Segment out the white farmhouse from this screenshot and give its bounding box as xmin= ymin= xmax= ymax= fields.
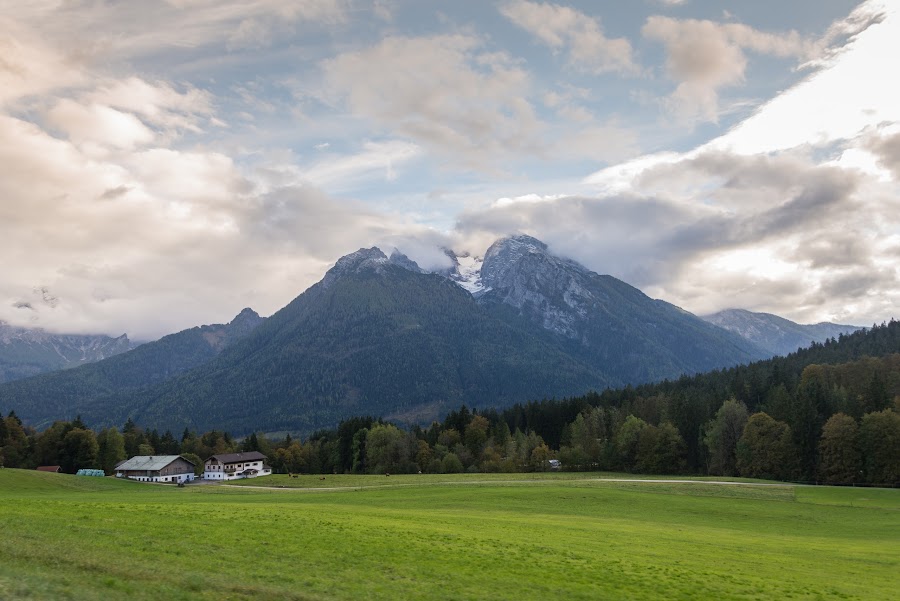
xmin=202 ymin=451 xmax=271 ymax=481
xmin=114 ymin=455 xmax=196 ymax=483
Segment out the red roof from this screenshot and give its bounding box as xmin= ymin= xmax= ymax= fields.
xmin=36 ymin=466 xmax=61 ymax=472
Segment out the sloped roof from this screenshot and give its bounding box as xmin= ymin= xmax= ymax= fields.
xmin=115 ymin=455 xmax=194 ymax=471
xmin=206 ymin=451 xmax=266 ymax=464
xmin=36 ymin=465 xmax=61 ymax=472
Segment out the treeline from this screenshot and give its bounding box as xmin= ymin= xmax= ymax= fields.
xmin=0 ymin=416 xmax=249 ymax=475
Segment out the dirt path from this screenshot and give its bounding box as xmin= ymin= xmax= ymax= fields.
xmin=219 ymin=477 xmax=799 ymax=493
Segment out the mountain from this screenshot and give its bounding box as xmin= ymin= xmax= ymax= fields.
xmin=2 ymin=236 xmax=770 ymax=435
xmin=0 ymin=322 xmax=134 ymax=384
xmin=702 ymin=308 xmax=863 ymax=357
xmin=0 ymin=308 xmax=264 ymax=428
xmin=78 ymin=248 xmax=608 ymax=433
xmin=465 ymin=235 xmax=768 ymax=383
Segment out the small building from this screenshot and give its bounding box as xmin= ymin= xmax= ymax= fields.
xmin=203 ymin=451 xmax=271 ymax=481
xmin=114 ymin=455 xmax=196 ymax=483
xmin=36 ymin=465 xmax=61 ymax=473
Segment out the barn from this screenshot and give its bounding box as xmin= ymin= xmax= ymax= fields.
xmin=114 ymin=455 xmax=196 ymax=483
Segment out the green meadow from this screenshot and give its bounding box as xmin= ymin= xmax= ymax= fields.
xmin=0 ymin=470 xmax=897 ymax=601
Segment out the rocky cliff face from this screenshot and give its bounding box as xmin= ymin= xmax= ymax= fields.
xmin=0 ymin=322 xmax=135 ymax=383
xmin=478 ymin=235 xmax=599 ymax=339
xmin=442 ymin=234 xmax=767 ymax=383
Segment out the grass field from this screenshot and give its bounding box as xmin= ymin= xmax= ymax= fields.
xmin=0 ymin=470 xmax=897 ymax=600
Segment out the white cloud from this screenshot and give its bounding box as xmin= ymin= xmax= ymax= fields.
xmin=46 ymin=100 xmax=155 ymax=150
xmin=643 ymin=16 xmax=816 ymax=122
xmin=322 ymin=33 xmax=638 ymax=169
xmin=0 ymin=16 xmax=86 ymax=108
xmin=322 ymin=34 xmax=540 ymax=168
xmin=708 ymin=2 xmax=898 ymax=154
xmin=460 ymin=148 xmax=898 ymax=325
xmin=0 ymin=110 xmax=433 ymax=339
xmin=291 ymin=140 xmax=422 ymax=189
xmin=89 ymin=78 xmax=214 ymax=133
xmin=4 ymin=0 xmax=348 ymax=60
xmin=500 ymin=1 xmax=638 ymax=74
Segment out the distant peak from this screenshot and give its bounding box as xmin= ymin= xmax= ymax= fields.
xmin=230 ymin=307 xmax=261 ymax=325
xmin=487 ymin=234 xmax=547 ymax=256
xmin=481 ymin=234 xmax=554 ymax=288
xmin=335 ymin=247 xmax=388 ymax=269
xmin=388 ymin=250 xmax=424 ymax=273
xmin=322 ymin=246 xmax=403 ymax=288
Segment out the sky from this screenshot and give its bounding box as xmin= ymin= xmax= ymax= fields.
xmin=2 ymin=0 xmax=899 ymax=340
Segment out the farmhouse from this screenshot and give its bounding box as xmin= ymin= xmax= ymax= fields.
xmin=114 ymin=455 xmax=196 ymax=483
xmin=36 ymin=465 xmax=61 ymax=473
xmin=203 ymin=451 xmax=271 ymax=480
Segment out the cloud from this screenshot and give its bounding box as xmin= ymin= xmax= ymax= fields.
xmin=642 ymin=16 xmax=816 ymax=122
xmin=867 ymin=130 xmax=900 ymax=181
xmin=500 ymin=1 xmax=638 ymax=74
xmin=46 ymin=100 xmax=156 ymax=150
xmin=88 ymin=78 xmax=214 ymax=133
xmin=322 ymin=34 xmax=637 ymax=169
xmin=0 ymin=109 xmax=435 ymax=340
xmin=0 ymin=16 xmax=87 ymax=108
xmin=457 ymin=147 xmax=895 ymax=325
xmin=322 ymin=34 xmax=541 ymax=168
xmin=6 ymin=0 xmax=348 ymax=61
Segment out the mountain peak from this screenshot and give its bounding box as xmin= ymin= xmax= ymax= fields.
xmin=481 ymin=234 xmax=554 ymax=290
xmin=388 ymin=249 xmax=424 ymax=273
xmin=322 ymin=247 xmax=388 ymax=287
xmin=229 ymin=307 xmax=263 ymax=330
xmin=486 ymin=234 xmax=547 ymax=257
xmin=322 ymin=246 xmax=429 ymax=288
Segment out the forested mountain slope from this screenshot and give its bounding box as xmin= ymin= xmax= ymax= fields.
xmin=0 ymin=308 xmax=264 ymax=428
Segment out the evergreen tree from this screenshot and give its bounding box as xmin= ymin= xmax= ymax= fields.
xmin=735 ymin=413 xmax=794 ymax=480
xmin=97 ymin=427 xmax=127 ymax=474
xmin=817 ymin=413 xmax=861 ymax=484
xmin=859 ymin=410 xmax=900 ymax=486
xmin=703 ymin=399 xmax=748 ymax=476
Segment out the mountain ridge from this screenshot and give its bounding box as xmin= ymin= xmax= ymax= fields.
xmin=0 ymin=321 xmax=136 ymax=384
xmin=702 ymin=308 xmax=863 ymax=357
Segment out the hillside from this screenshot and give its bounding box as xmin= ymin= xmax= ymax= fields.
xmin=703 ymin=308 xmax=863 ymax=357
xmin=0 ymin=308 xmax=264 ymax=429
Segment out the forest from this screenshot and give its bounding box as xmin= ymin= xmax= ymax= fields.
xmin=2 ymin=321 xmax=899 ymax=486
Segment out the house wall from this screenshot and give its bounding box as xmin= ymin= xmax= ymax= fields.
xmin=115 ymin=470 xmax=195 ymax=483
xmin=202 ymin=459 xmax=271 ymax=480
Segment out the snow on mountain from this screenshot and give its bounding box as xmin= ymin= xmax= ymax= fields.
xmin=434 ymin=249 xmax=488 ymax=296
xmin=0 ymin=321 xmax=135 ymax=383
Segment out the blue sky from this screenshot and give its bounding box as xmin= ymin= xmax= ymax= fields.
xmin=1 ymin=0 xmax=898 ymax=339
